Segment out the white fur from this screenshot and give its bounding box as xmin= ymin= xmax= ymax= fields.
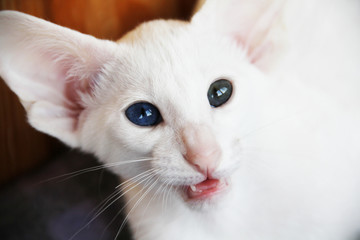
xmin=0 ymin=0 xmax=360 ymax=239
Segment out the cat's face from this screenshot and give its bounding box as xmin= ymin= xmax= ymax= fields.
xmin=78 ymin=20 xmax=269 ymax=207
xmin=0 ymin=4 xmax=280 ymax=209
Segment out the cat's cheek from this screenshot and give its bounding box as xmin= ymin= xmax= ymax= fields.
xmin=108 ymin=110 xmax=162 ymax=152
xmin=110 ymin=126 xmax=160 ymax=154
xmin=78 ymin=109 xmax=155 ymax=163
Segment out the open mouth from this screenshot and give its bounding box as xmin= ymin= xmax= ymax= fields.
xmin=186 ymin=178 xmax=228 ymax=200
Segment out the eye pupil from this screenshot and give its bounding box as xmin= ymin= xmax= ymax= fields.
xmin=208 ymin=79 xmax=233 ymax=107
xmin=138 ymin=107 xmax=152 ymax=119
xmin=126 ymin=102 xmax=162 ymax=126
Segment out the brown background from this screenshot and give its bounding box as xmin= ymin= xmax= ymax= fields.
xmin=0 ymin=0 xmax=195 ymax=185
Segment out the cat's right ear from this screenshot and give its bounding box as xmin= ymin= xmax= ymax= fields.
xmin=0 ymin=11 xmax=117 ymax=147
xmin=191 ymin=0 xmax=286 ymax=71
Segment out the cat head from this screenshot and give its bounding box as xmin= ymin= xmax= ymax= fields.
xmin=0 ymin=0 xmax=285 ymax=208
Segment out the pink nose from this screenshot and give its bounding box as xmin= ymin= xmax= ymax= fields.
xmin=181 ymin=124 xmax=222 ymax=177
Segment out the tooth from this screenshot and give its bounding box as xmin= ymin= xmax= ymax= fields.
xmin=190 ymin=185 xmax=197 ymax=192
xmin=219 ymin=178 xmax=225 ymax=185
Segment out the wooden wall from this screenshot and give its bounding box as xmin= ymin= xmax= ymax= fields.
xmin=0 ymin=0 xmax=195 ymax=185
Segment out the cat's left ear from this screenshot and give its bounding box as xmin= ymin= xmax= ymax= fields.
xmin=0 ymin=11 xmax=117 ymax=147
xmin=192 ymin=0 xmax=286 ymax=71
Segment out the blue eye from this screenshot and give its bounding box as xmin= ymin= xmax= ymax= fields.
xmin=125 ymin=102 xmax=162 ymax=127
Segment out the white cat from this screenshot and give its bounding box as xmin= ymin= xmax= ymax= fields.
xmin=1 ymin=0 xmax=360 ymax=239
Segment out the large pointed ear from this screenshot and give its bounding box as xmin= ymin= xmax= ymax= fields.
xmin=191 ymin=0 xmax=286 ymax=71
xmin=0 ymin=11 xmax=117 ymax=147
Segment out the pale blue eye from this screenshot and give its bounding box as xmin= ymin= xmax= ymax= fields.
xmin=125 ymin=102 xmax=162 ymax=126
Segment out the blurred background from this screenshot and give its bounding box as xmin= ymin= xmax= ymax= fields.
xmin=0 ymin=0 xmax=196 ymax=185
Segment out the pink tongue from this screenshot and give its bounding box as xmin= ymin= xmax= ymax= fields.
xmin=187 ymin=179 xmax=220 ymax=200
xmin=195 ymin=179 xmax=219 ymax=190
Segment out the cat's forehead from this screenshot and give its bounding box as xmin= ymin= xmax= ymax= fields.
xmin=106 ymin=20 xmax=245 ymax=117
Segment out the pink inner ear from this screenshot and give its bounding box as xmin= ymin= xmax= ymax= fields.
xmin=64 ymin=74 xmax=90 ymax=110
xmin=193 ymin=0 xmax=285 ymax=70
xmin=63 ymin=78 xmax=84 ymax=131
xmin=248 ymin=40 xmax=274 ymax=64
xmin=61 ymin=66 xmax=101 ymax=131
xmin=0 ymin=11 xmax=116 ymax=147
xmin=39 ymin=44 xmax=104 ymax=113
xmin=18 ymin=51 xmax=98 ymax=133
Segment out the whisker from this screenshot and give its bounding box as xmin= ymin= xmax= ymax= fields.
xmin=101 ymin=172 xmax=160 ymax=240
xmin=160 ymin=179 xmax=173 ymax=214
xmin=94 ymin=170 xmax=156 ymax=219
xmin=86 ymin=169 xmax=154 ymax=222
xmin=161 ymin=179 xmax=176 ymax=213
xmin=68 ymin=169 xmax=158 ymax=240
xmin=39 ymin=158 xmax=154 ymax=184
xmin=140 ymin=179 xmax=168 ymax=220
xmin=92 ymin=170 xmax=158 ymax=222
xmin=164 ymin=181 xmax=173 ymax=211
xmin=99 ymin=170 xmax=162 ymax=239
xmin=114 ymin=175 xmax=161 ymax=240
xmin=114 ymin=169 xmax=153 ymax=190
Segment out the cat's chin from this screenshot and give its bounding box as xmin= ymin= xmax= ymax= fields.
xmin=182 ymin=178 xmax=230 ymax=210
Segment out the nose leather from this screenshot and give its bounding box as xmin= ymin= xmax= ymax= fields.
xmin=181 ymin=124 xmax=222 ymax=177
